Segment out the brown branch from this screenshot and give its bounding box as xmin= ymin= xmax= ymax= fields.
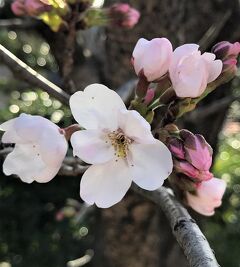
xmin=0 ymin=44 xmax=70 ymax=105
xmin=60 ymin=158 xmax=220 ymax=267
xmin=0 ymin=146 xmax=220 ymax=266
xmin=132 ymin=185 xmax=220 ymax=267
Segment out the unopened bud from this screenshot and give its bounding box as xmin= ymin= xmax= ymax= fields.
xmin=180 ymin=130 xmax=213 ymax=171
xmin=212 ymin=41 xmax=240 ymax=61
xmin=108 ymin=3 xmax=140 ymax=29
xmin=168 ymin=138 xmax=185 ymax=159
xmin=11 ymin=0 xmax=26 ymax=16
xmin=144 ymin=88 xmax=155 ymax=105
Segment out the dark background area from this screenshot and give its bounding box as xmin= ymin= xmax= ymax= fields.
xmin=0 ymin=0 xmax=240 ymax=266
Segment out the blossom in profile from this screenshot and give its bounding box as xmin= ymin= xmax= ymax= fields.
xmin=70 ymin=84 xmax=173 ymax=208
xmin=186 ymin=178 xmax=226 ymax=216
xmin=169 ymin=44 xmax=222 ymax=98
xmin=132 ymin=38 xmax=173 ymax=82
xmin=0 ymin=113 xmax=68 ymax=183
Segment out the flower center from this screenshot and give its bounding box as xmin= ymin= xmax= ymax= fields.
xmin=108 ymin=129 xmax=132 ymax=158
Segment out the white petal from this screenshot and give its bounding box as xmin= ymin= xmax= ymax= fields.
xmin=202 ymin=53 xmax=223 ymax=83
xmin=35 ymin=166 xmax=61 ymax=183
xmin=3 ymin=144 xmax=60 ymax=183
xmin=14 ymin=113 xmax=58 ymax=143
xmin=130 ymin=141 xmax=173 ymax=190
xmin=118 ymin=110 xmax=155 ymax=144
xmin=0 ymin=118 xmax=23 ymax=143
xmin=71 ymin=130 xmax=114 ymax=164
xmin=39 ymin=127 xmax=68 ymax=167
xmin=172 ymin=44 xmax=199 ymax=66
xmin=132 ymin=38 xmax=149 ymax=59
xmin=3 ymin=144 xmax=46 ymax=183
xmin=70 ymin=84 xmax=126 ymax=130
xmin=80 ymin=159 xmax=132 ymax=208
xmin=0 ymin=118 xmax=16 ymax=131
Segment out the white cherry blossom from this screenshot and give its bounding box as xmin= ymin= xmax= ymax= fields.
xmin=0 ymin=113 xmax=68 ymax=183
xmin=70 ymin=83 xmax=173 ymax=208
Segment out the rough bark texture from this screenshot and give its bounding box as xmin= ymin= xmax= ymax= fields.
xmin=93 ymin=1 xmax=240 ymax=267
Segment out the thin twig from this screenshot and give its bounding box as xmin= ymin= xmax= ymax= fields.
xmin=67 ymin=250 xmax=94 ymax=267
xmin=0 ymin=44 xmax=70 ymax=105
xmin=184 ymin=95 xmax=239 ymax=122
xmin=198 ymin=10 xmax=232 ymax=51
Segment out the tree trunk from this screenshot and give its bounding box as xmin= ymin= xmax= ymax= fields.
xmin=93 ymin=1 xmax=240 ymax=266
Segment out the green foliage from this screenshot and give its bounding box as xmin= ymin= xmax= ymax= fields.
xmin=204 ymin=130 xmax=240 ymax=267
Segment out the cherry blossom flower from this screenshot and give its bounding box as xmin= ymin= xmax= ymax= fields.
xmin=0 ymin=113 xmax=68 ymax=183
xmin=186 ymin=178 xmax=226 ymax=216
xmin=70 ymin=84 xmax=173 ymax=208
xmin=132 ymin=38 xmax=173 ymax=82
xmin=169 ymin=44 xmax=222 ymax=98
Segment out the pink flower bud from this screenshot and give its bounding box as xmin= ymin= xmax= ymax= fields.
xmin=25 ymin=0 xmax=52 ymax=16
xmin=212 ymin=41 xmax=240 ymax=61
xmin=132 ymin=38 xmax=173 ymax=82
xmin=186 ymin=178 xmax=226 ymax=216
xmin=143 ymin=88 xmax=155 ymax=105
xmin=180 ymin=130 xmax=213 ymax=171
xmin=223 ymin=58 xmax=238 ymax=74
xmin=174 ymin=160 xmax=200 ymax=179
xmin=11 ymin=0 xmax=26 ymax=16
xmin=169 ymin=44 xmax=222 ymax=98
xmin=168 ymin=138 xmax=185 ymax=159
xmin=109 ymin=3 xmax=140 ymax=29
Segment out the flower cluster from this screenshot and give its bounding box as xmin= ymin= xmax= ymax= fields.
xmin=166 ymin=128 xmax=226 ymax=215
xmin=132 ymin=38 xmax=223 ymax=98
xmin=0 ymin=84 xmax=173 ymax=208
xmin=1 ymin=36 xmax=239 ymax=215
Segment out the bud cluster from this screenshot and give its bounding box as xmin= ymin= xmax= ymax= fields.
xmin=168 ymin=129 xmax=213 ymax=183
xmin=11 ymin=0 xmax=140 ymax=32
xmin=131 ymin=38 xmax=240 ymax=123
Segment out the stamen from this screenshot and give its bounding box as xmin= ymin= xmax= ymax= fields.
xmin=108 ymin=129 xmax=132 ymax=159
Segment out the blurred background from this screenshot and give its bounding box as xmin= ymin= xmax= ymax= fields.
xmin=0 ymin=0 xmax=239 ymax=266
